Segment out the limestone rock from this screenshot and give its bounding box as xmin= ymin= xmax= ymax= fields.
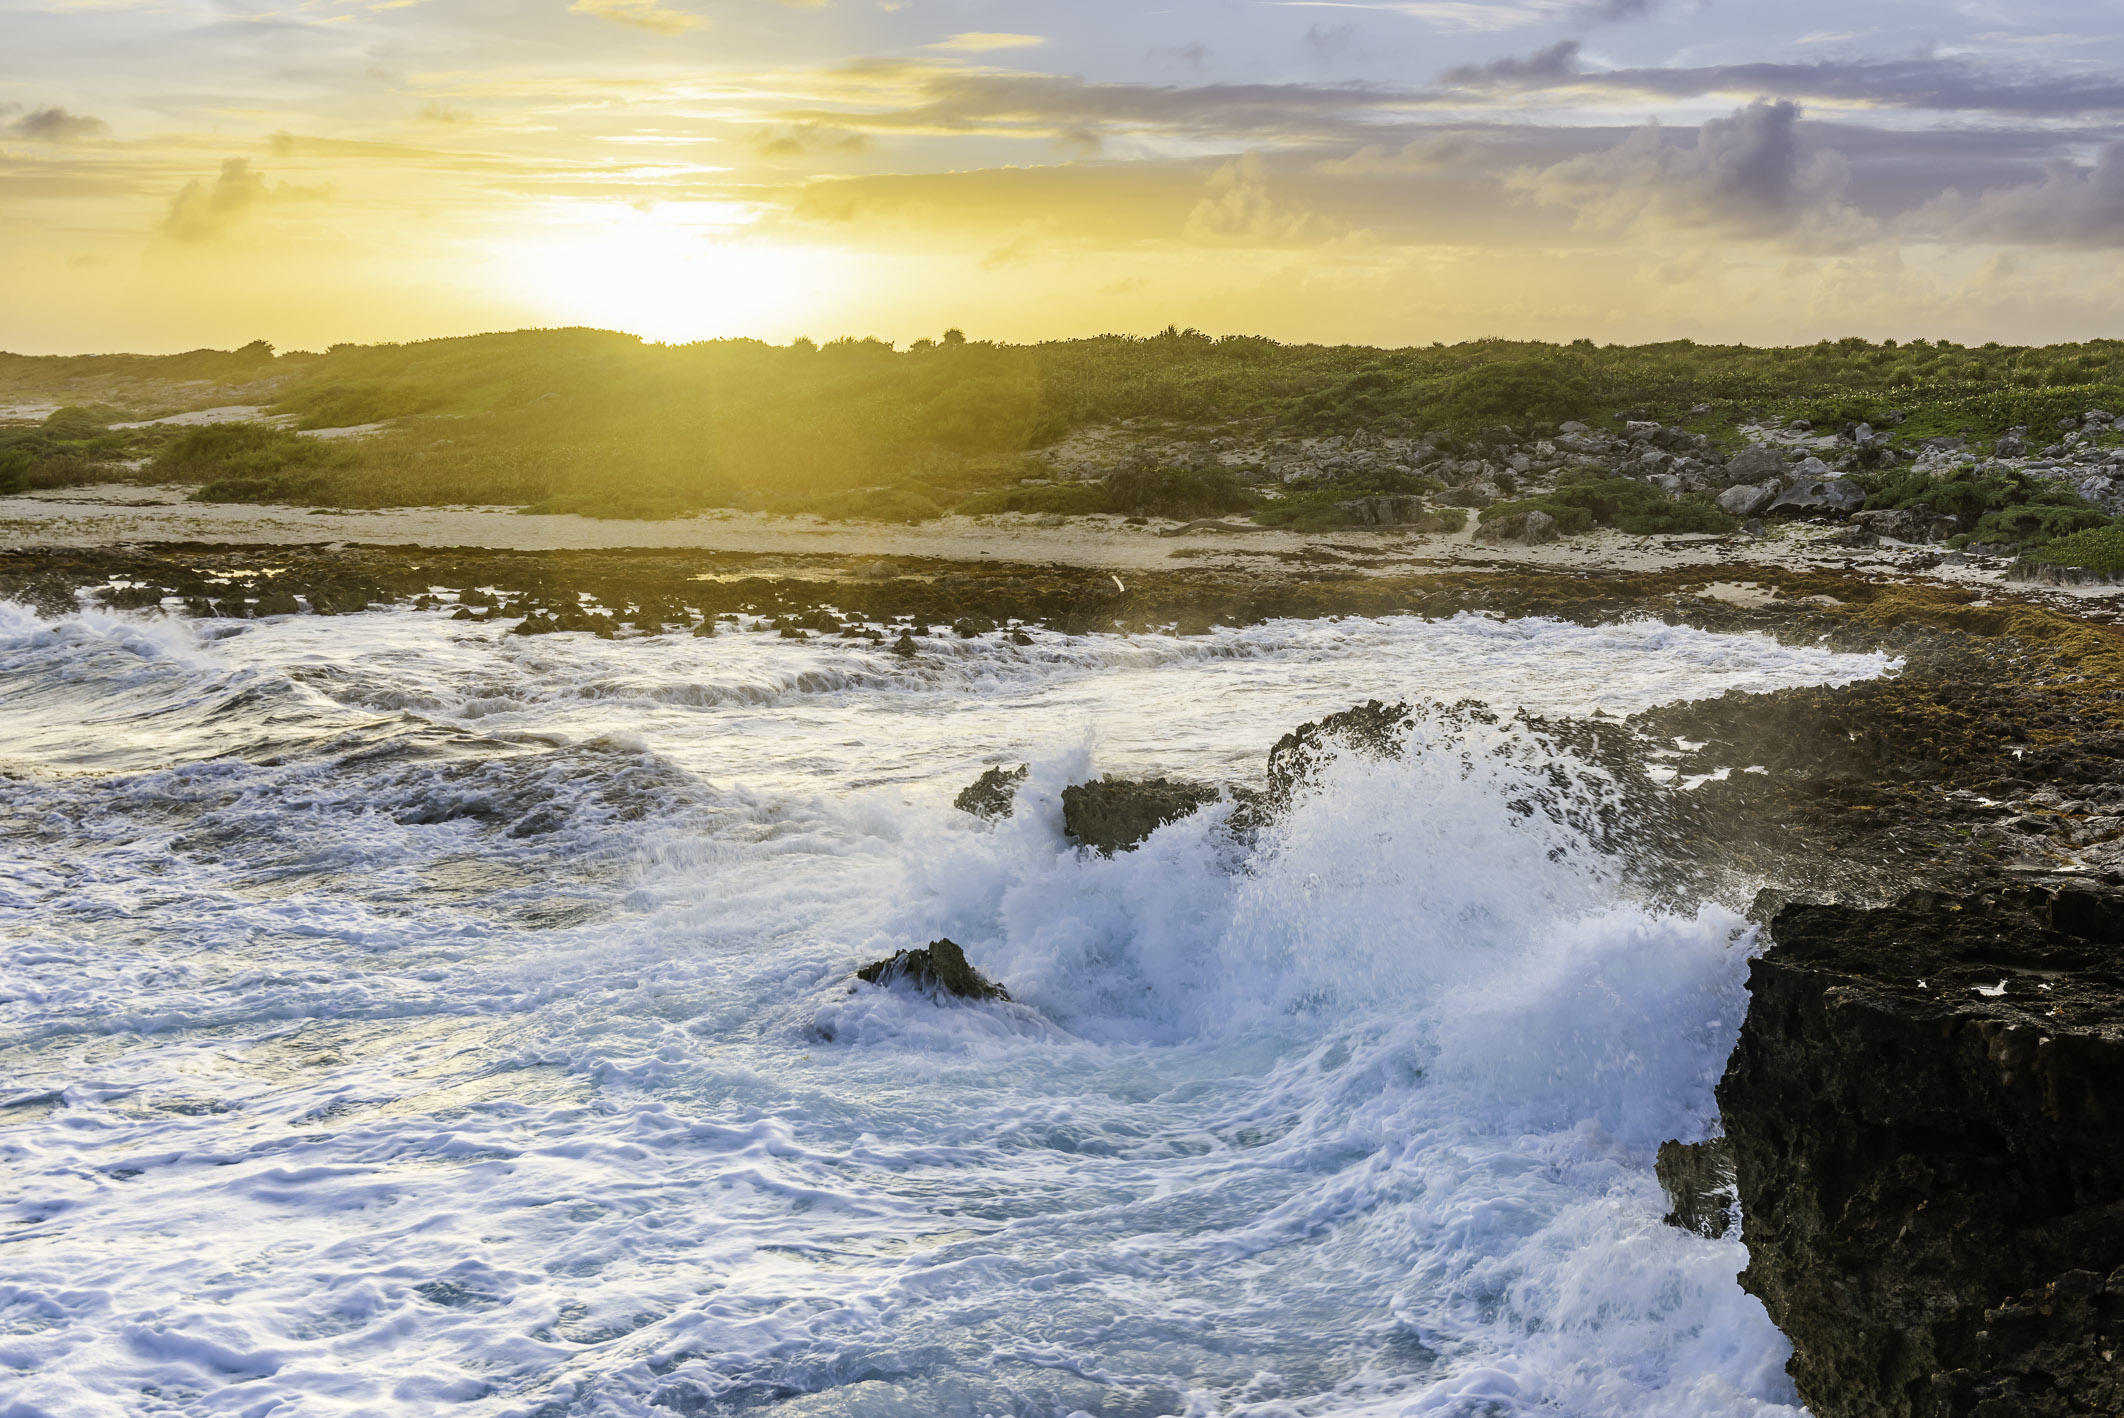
xmin=954 ymin=765 xmax=1028 ymax=819
xmin=1061 ymin=776 xmax=1218 ymax=854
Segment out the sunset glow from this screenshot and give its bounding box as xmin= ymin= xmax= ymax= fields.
xmin=5 ymin=1 xmax=2124 ymax=351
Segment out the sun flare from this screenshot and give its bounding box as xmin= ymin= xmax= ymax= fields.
xmin=495 ymin=202 xmax=849 ymax=343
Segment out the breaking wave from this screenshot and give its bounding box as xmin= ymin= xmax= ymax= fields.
xmin=0 ymin=601 xmax=1885 ymax=1416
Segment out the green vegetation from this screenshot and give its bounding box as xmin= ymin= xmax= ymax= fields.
xmin=5 ymin=328 xmax=2124 ymax=545
xmin=1478 ymin=477 xmax=1739 ymax=537
xmin=1857 ymin=465 xmax=2110 ymax=552
xmin=151 ymin=423 xmax=351 ymax=502
xmin=959 ymin=464 xmax=1257 ymax=520
xmin=0 ymin=407 xmax=141 ymax=494
xmin=2033 ymin=525 xmax=2124 ymax=576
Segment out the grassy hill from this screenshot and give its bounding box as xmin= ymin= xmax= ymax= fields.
xmin=6 ymin=326 xmax=2124 ymax=538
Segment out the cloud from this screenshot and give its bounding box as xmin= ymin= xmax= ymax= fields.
xmin=1154 ymin=43 xmax=1214 ymax=70
xmin=1317 ymin=130 xmax=1485 ymax=175
xmin=1273 ymin=0 xmax=1664 ymax=32
xmin=1918 ymin=142 xmax=2124 ymax=246
xmin=771 ymin=64 xmax=1449 ymax=146
xmin=7 ymin=107 xmax=110 ymax=142
xmin=1186 ymin=150 xmax=1325 ymax=243
xmin=567 ymin=0 xmax=701 ymax=34
xmin=1510 ymin=100 xmax=1870 ymax=247
xmin=749 ymin=122 xmax=873 ymax=158
xmin=1304 ymin=23 xmax=1360 ymax=62
xmin=928 ymin=32 xmax=1046 ymax=52
xmin=1440 ymin=39 xmax=1580 ymax=86
xmin=161 ymin=158 xmax=324 ymax=243
xmin=1455 ymin=51 xmax=2124 ymax=116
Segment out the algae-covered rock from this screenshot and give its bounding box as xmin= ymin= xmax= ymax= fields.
xmin=1061 ymin=777 xmax=1218 ymax=854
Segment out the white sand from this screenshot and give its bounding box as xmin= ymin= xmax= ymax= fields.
xmin=3 ymin=482 xmax=2118 ymax=604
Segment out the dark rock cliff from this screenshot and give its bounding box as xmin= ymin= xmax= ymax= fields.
xmin=1717 ymin=881 xmax=2124 ymax=1418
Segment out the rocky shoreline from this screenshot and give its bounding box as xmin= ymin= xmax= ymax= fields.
xmin=1723 ymin=884 xmax=2124 ymax=1418
xmin=7 ymin=537 xmax=2124 ymax=1412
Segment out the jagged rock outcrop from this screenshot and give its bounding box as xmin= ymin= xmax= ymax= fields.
xmin=1264 ymin=699 xmax=1414 ymax=802
xmin=1656 ymin=1137 xmax=1737 ymax=1239
xmin=1717 ymin=881 xmax=2124 ymax=1418
xmin=954 ymin=764 xmax=1027 ymax=819
xmin=1061 ymin=776 xmax=1219 ymax=854
xmin=855 ymin=939 xmax=1010 ymax=1001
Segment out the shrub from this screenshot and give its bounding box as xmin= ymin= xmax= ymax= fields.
xmin=1864 ymin=465 xmax=2105 ymax=550
xmin=153 ymin=422 xmax=348 ymax=501
xmin=1103 ymin=465 xmax=1257 ymax=519
xmin=1434 ymin=356 xmax=1595 ymax=431
xmin=1479 ymin=477 xmax=1736 ymax=537
xmin=956 ymin=482 xmax=1114 ymax=517
xmin=1962 ymin=502 xmax=2110 ymax=550
xmin=2033 ymin=524 xmax=2124 ymax=575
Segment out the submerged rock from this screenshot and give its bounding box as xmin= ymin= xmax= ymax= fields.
xmin=954 ymin=764 xmax=1027 ymax=820
xmin=855 ymin=939 xmax=1010 ymax=1002
xmin=1655 ymin=1137 xmax=1736 ymax=1239
xmin=1718 ymin=881 xmax=2124 ymax=1418
xmin=1061 ymin=776 xmax=1218 ymax=855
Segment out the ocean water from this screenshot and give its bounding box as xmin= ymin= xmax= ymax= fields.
xmin=0 ymin=601 xmax=1890 ymax=1418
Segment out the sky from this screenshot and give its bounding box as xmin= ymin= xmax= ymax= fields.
xmin=4 ymin=0 xmax=2124 ymax=353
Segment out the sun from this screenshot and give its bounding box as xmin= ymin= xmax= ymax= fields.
xmin=492 ymin=199 xmax=849 ymax=343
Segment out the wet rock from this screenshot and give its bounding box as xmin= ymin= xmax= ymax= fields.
xmin=1265 ymin=699 xmax=1413 ymax=801
xmin=1931 ymin=1268 xmax=2124 ymax=1418
xmin=855 ymin=938 xmax=1010 ymax=1002
xmin=1061 ymin=776 xmax=1219 ymax=854
xmin=891 ymin=631 xmax=919 ymax=658
xmin=254 ymin=588 xmax=300 ymax=617
xmin=1655 ymin=1137 xmax=1737 ymax=1239
xmin=1717 ymin=882 xmax=2124 ymax=1418
xmin=954 ymin=764 xmax=1027 ymax=820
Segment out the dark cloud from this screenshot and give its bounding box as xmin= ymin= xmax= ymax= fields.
xmin=1483 ymin=53 xmax=2124 ymax=117
xmin=1441 ymin=40 xmax=1581 ymax=87
xmin=1584 ymin=0 xmax=1659 ymax=20
xmin=776 ymin=64 xmax=1448 ymax=148
xmin=1919 ymin=142 xmax=2124 ymax=246
xmin=8 ymin=107 xmax=110 ymax=142
xmin=1511 ymin=100 xmax=1869 ymax=246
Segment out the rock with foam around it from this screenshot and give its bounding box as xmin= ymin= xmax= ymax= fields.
xmin=855 ymin=939 xmax=1010 ymax=1002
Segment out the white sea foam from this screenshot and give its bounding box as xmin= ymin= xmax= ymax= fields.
xmin=0 ymin=602 xmax=1879 ymax=1416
